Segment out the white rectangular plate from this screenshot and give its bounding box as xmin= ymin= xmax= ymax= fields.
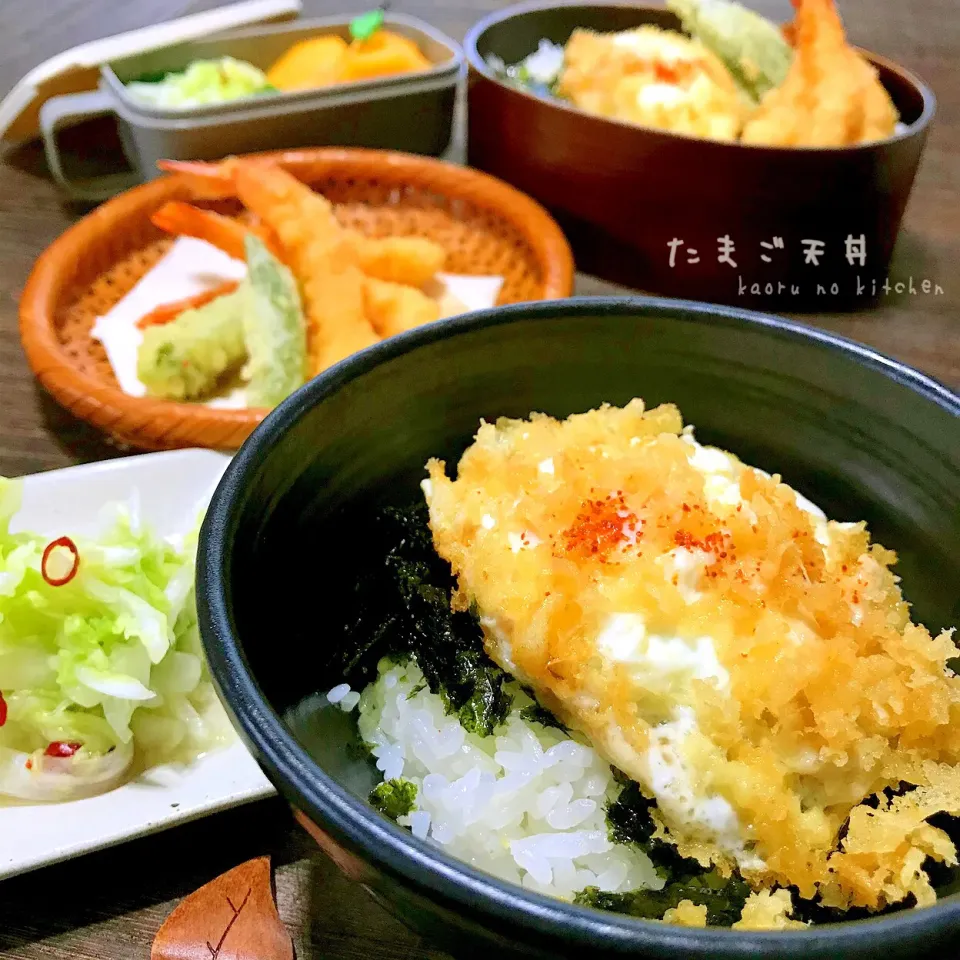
xmin=0 ymin=449 xmax=276 ymax=880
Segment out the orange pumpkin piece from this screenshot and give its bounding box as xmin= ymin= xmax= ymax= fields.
xmin=341 ymin=30 xmax=432 ymax=82
xmin=266 ymin=35 xmax=348 ymax=91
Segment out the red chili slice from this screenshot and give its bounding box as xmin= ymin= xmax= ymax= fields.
xmin=44 ymin=741 xmax=82 ymax=758
xmin=0 ymin=692 xmax=7 ymax=727
xmin=41 ymin=536 xmax=80 ymax=587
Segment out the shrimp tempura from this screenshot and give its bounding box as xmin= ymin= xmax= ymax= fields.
xmin=741 ymin=0 xmax=898 ymax=146
xmin=230 ymin=162 xmax=378 ymax=374
xmin=349 ymin=235 xmax=446 ymax=288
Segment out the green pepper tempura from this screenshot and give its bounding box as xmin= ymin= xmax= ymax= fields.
xmin=137 ymin=235 xmax=307 ymax=408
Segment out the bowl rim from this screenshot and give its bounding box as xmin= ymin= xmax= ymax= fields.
xmin=198 ymin=296 xmax=960 ymax=959
xmin=463 ymin=0 xmax=938 ymax=154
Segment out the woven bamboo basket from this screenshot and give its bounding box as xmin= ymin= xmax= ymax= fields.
xmin=20 ymin=148 xmax=575 ymax=452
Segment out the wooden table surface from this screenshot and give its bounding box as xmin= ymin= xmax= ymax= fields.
xmin=0 ymin=0 xmax=957 ymax=957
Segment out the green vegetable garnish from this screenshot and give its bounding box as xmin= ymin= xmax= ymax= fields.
xmin=484 ymin=40 xmax=565 ymax=99
xmin=330 ymin=502 xmax=512 ymax=738
xmin=138 ymin=237 xmax=306 ymax=408
xmin=350 ymin=6 xmax=387 ymax=42
xmin=130 ymin=70 xmax=173 ymax=85
xmin=241 ymin=234 xmax=308 ymax=409
xmin=606 ymin=780 xmax=711 ymax=881
xmin=575 ymin=872 xmax=751 ymax=926
xmin=607 ymin=780 xmax=660 ymax=845
xmin=369 ymin=777 xmax=418 ymax=819
xmin=594 ymin=779 xmax=752 ymax=923
xmin=439 ymin=651 xmax=511 ymax=736
xmin=666 ymin=0 xmax=793 ymax=103
xmin=519 ymin=698 xmax=568 ymax=732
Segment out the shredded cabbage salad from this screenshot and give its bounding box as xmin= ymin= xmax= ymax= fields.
xmin=0 ymin=477 xmax=231 ymax=802
xmin=125 ymin=57 xmax=274 ymax=110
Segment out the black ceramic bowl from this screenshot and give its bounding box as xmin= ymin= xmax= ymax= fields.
xmin=197 ymin=298 xmax=960 ymax=960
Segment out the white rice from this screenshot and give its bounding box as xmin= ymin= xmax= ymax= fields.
xmin=326 ymin=683 xmax=361 ymax=712
xmin=326 ymin=683 xmax=351 ymax=704
xmin=334 ymin=659 xmax=661 ymax=900
xmin=522 ymin=40 xmax=566 ymax=86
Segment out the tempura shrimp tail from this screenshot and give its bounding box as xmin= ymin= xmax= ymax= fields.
xmin=156 ymin=158 xmax=245 ymax=199
xmin=151 ymin=201 xmax=285 ymax=262
xmin=792 ymin=0 xmax=847 ymax=51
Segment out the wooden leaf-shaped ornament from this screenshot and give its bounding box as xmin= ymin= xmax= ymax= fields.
xmin=152 ymin=856 xmax=294 ymax=960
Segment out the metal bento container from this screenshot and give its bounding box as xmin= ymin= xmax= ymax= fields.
xmin=39 ymin=14 xmax=464 ymax=201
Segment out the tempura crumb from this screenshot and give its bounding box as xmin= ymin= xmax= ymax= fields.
xmin=663 ymin=900 xmax=709 ymax=927
xmin=734 ymin=890 xmax=807 ymax=930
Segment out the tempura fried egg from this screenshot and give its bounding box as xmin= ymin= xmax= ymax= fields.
xmin=557 ymin=26 xmax=746 ymax=140
xmin=424 ymin=400 xmax=960 ymax=912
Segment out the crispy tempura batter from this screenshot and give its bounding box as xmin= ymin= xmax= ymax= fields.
xmin=741 ymin=0 xmax=898 ymax=146
xmin=363 ymin=277 xmax=441 ymax=337
xmin=350 ymin=235 xmax=447 ymax=287
xmin=424 ymin=400 xmax=960 ymax=923
xmin=733 ymin=890 xmax=807 ymax=929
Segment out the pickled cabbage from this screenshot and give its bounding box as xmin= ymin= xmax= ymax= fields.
xmin=0 ymin=478 xmax=231 ymax=802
